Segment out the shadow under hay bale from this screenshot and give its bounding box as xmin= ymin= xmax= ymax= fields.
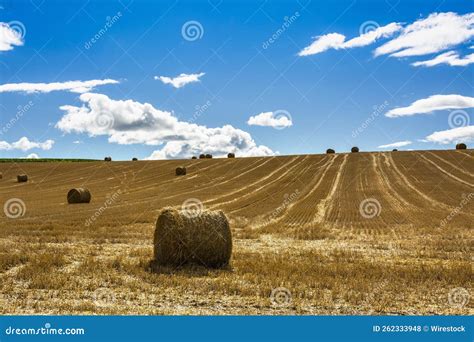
xmin=17 ymin=174 xmax=28 ymax=183
xmin=326 ymin=148 xmax=335 ymax=154
xmin=104 ymin=157 xmax=112 ymax=161
xmin=456 ymin=143 xmax=467 ymax=150
xmin=205 ymin=154 xmax=212 ymax=159
xmin=153 ymin=208 xmax=232 ymax=268
xmin=351 ymin=147 xmax=359 ymax=153
xmin=67 ymin=188 xmax=91 ymax=204
xmin=175 ymin=167 xmax=186 ymax=176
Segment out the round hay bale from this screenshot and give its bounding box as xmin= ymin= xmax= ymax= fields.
xmin=175 ymin=167 xmax=186 ymax=176
xmin=205 ymin=154 xmax=212 ymax=159
xmin=67 ymin=188 xmax=91 ymax=204
xmin=456 ymin=143 xmax=467 ymax=150
xmin=191 ymin=156 xmax=197 ymax=159
xmin=351 ymin=146 xmax=359 ymax=153
xmin=17 ymin=174 xmax=28 ymax=183
xmin=104 ymin=156 xmax=112 ymax=161
xmin=392 ymin=149 xmax=398 ymax=152
xmin=154 ymin=208 xmax=232 ymax=268
xmin=326 ymin=148 xmax=335 ymax=154
xmin=227 ymin=153 xmax=235 ymax=158
xmin=132 ymin=157 xmax=138 ymax=161
xmin=199 ymin=154 xmax=206 ymax=159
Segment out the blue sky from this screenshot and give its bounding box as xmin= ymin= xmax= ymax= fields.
xmin=0 ymin=0 xmax=473 ymax=160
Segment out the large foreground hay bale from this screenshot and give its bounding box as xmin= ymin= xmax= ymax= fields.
xmin=17 ymin=174 xmax=28 ymax=183
xmin=153 ymin=208 xmax=232 ymax=268
xmin=175 ymin=167 xmax=186 ymax=176
xmin=227 ymin=153 xmax=235 ymax=158
xmin=67 ymin=188 xmax=91 ymax=204
xmin=205 ymin=154 xmax=213 ymax=159
xmin=104 ymin=156 xmax=112 ymax=161
xmin=199 ymin=154 xmax=206 ymax=159
xmin=351 ymin=146 xmax=359 ymax=153
xmin=456 ymin=143 xmax=467 ymax=150
xmin=326 ymin=148 xmax=335 ymax=154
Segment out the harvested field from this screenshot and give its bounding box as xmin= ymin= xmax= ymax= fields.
xmin=0 ymin=150 xmax=472 ymax=315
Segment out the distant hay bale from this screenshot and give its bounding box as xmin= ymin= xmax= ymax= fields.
xmin=104 ymin=156 xmax=112 ymax=161
xmin=132 ymin=157 xmax=138 ymax=161
xmin=326 ymin=148 xmax=335 ymax=154
xmin=191 ymin=156 xmax=197 ymax=159
xmin=351 ymin=146 xmax=359 ymax=153
xmin=205 ymin=154 xmax=213 ymax=159
xmin=456 ymin=143 xmax=467 ymax=150
xmin=67 ymin=188 xmax=91 ymax=204
xmin=153 ymin=208 xmax=232 ymax=268
xmin=175 ymin=167 xmax=187 ymax=176
xmin=227 ymin=153 xmax=235 ymax=158
xmin=17 ymin=174 xmax=28 ymax=183
xmin=199 ymin=154 xmax=206 ymax=159
xmin=392 ymin=149 xmax=398 ymax=152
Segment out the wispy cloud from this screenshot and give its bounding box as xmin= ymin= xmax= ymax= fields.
xmin=0 ymin=22 xmax=23 ymax=51
xmin=247 ymin=111 xmax=293 ymax=128
xmin=424 ymin=126 xmax=474 ymax=144
xmin=385 ymin=94 xmax=474 ymax=117
xmin=0 ymin=79 xmax=119 ymax=94
xmin=375 ymin=12 xmax=474 ymax=58
xmin=56 ymin=93 xmax=274 ymax=159
xmin=378 ymin=140 xmax=412 ymax=148
xmin=298 ymin=23 xmax=401 ymax=56
xmin=299 ymin=12 xmax=474 ymax=67
xmin=154 ymin=72 xmax=205 ymax=88
xmin=412 ymin=51 xmax=474 ymax=67
xmin=0 ymin=137 xmax=54 ymax=151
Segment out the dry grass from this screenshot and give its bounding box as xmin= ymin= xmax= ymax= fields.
xmin=0 ymin=150 xmax=472 ymax=315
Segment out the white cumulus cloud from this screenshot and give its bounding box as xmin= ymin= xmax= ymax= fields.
xmin=412 ymin=51 xmax=474 ymax=67
xmin=0 ymin=22 xmax=23 ymax=51
xmin=0 ymin=79 xmax=119 ymax=94
xmin=154 ymin=72 xmax=205 ymax=88
xmin=55 ymin=93 xmax=274 ymax=159
xmin=424 ymin=126 xmax=474 ymax=144
xmin=385 ymin=94 xmax=474 ymax=118
xmin=378 ymin=140 xmax=412 ymax=148
xmin=247 ymin=111 xmax=293 ymax=128
xmin=0 ymin=137 xmax=54 ymax=151
xmin=25 ymin=153 xmax=40 ymax=159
